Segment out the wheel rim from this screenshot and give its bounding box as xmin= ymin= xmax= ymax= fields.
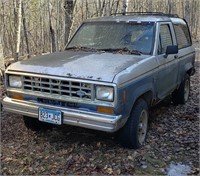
xmin=138 ymin=109 xmax=148 ymax=145
xmin=184 ymin=79 xmax=190 ymax=102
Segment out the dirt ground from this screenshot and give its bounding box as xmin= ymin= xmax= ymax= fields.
xmin=0 ymin=46 xmax=199 ymax=175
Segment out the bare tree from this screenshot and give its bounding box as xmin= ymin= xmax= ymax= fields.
xmin=48 ymin=0 xmax=56 ymax=52
xmin=168 ymin=0 xmax=172 ymax=14
xmin=113 ymin=0 xmax=120 ymax=14
xmin=147 ymin=0 xmax=153 ymax=11
xmin=14 ymin=0 xmax=22 ymax=62
xmin=99 ymin=0 xmax=106 ymax=16
xmin=0 ymin=35 xmax=4 ymax=72
xmin=21 ymin=1 xmax=30 ymax=58
xmin=56 ymin=0 xmax=60 ymax=51
xmin=185 ymin=0 xmax=190 ymax=24
xmin=122 ymin=0 xmax=129 ymax=14
xmin=64 ymin=0 xmax=76 ymax=45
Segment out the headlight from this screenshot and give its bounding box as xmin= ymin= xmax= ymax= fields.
xmin=96 ymin=86 xmax=114 ymax=101
xmin=9 ymin=75 xmax=22 ymax=88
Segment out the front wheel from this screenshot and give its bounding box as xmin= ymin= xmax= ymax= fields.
xmin=118 ymin=99 xmax=149 ymax=149
xmin=172 ymin=74 xmax=190 ymax=105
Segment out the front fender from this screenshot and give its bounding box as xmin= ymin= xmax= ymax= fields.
xmin=126 ymin=82 xmax=154 ymax=115
xmin=185 ymin=62 xmax=195 ymax=76
xmin=185 ymin=62 xmax=193 ymax=73
xmin=117 ymin=77 xmax=155 ymax=123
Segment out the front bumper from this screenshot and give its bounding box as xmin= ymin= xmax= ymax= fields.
xmin=2 ymin=97 xmax=123 ymax=132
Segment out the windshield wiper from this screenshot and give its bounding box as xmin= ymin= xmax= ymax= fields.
xmin=66 ymin=46 xmax=144 ymax=55
xmin=65 ymin=46 xmax=98 ymax=52
xmin=98 ymin=48 xmax=142 ymax=55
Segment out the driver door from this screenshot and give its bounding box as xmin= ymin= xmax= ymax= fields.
xmin=156 ymin=22 xmax=179 ymax=99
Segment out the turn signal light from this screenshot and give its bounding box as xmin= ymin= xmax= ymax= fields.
xmin=9 ymin=93 xmax=23 ymax=100
xmin=97 ymin=106 xmax=114 ymax=114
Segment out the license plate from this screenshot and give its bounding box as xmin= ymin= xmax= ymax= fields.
xmin=38 ymin=108 xmax=62 ymax=125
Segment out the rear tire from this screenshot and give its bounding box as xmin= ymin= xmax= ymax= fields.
xmin=23 ymin=116 xmax=52 ymax=131
xmin=118 ymin=99 xmax=149 ymax=149
xmin=172 ymin=74 xmax=190 ymax=105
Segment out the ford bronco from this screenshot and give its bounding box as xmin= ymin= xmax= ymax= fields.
xmin=2 ymin=12 xmax=195 ymax=149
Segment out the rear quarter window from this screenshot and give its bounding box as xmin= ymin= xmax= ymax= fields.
xmin=173 ymin=23 xmax=192 ymax=49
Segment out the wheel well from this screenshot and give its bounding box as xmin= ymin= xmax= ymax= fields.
xmin=137 ymin=91 xmax=153 ymax=107
xmin=186 ymin=67 xmax=195 ymax=76
xmin=125 ymin=90 xmax=153 ymax=127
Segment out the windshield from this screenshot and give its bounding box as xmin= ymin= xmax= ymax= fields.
xmin=67 ymin=22 xmax=155 ymax=55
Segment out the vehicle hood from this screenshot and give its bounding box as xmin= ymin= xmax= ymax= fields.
xmin=7 ymin=51 xmax=148 ymax=82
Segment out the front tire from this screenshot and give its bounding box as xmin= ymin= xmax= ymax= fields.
xmin=118 ymin=99 xmax=149 ymax=149
xmin=172 ymin=74 xmax=190 ymax=105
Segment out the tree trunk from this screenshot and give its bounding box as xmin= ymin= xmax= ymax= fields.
xmin=14 ymin=0 xmax=22 ymax=62
xmin=21 ymin=1 xmax=30 ymax=58
xmin=85 ymin=0 xmax=89 ymax=18
xmin=0 ymin=35 xmax=4 ymax=71
xmin=99 ymin=0 xmax=106 ymax=16
xmin=56 ymin=0 xmax=60 ymax=51
xmin=122 ymin=0 xmax=127 ymax=15
xmin=39 ymin=0 xmax=45 ymax=53
xmin=168 ymin=0 xmax=172 ymax=14
xmin=114 ymin=0 xmax=120 ymax=14
xmin=194 ymin=0 xmax=199 ymax=39
xmin=48 ymin=0 xmax=56 ymax=52
xmin=148 ymin=0 xmax=153 ymax=11
xmin=185 ymin=0 xmax=190 ymax=24
xmin=64 ymin=0 xmax=75 ymax=45
xmin=50 ymin=24 xmax=56 ymax=52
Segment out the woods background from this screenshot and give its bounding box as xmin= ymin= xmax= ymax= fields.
xmin=0 ymin=0 xmax=199 ymax=60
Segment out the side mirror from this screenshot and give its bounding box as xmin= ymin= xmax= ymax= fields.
xmin=164 ymin=45 xmax=178 ymax=58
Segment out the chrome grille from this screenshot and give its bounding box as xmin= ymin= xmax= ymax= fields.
xmin=22 ymin=76 xmax=93 ymax=100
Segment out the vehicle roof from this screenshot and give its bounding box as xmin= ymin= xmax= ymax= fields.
xmin=85 ymin=15 xmax=184 ymax=23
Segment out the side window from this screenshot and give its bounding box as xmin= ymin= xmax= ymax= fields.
xmin=174 ymin=24 xmax=191 ymax=49
xmin=158 ymin=24 xmax=173 ymax=55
